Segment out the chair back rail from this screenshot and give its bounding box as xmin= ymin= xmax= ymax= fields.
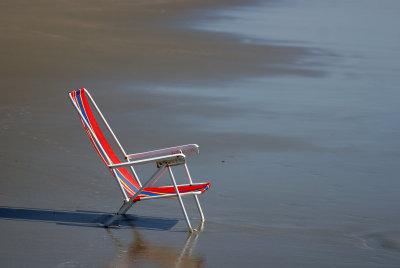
xmin=69 ymin=88 xmax=141 ymax=198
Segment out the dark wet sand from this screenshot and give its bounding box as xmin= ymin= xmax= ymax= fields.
xmin=2 ymin=0 xmax=400 ymax=267
xmin=0 ymin=1 xmax=319 ymax=267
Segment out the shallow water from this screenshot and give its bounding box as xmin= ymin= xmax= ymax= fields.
xmin=149 ymin=0 xmax=400 ymax=266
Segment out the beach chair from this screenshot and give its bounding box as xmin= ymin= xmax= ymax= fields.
xmin=68 ymin=88 xmax=210 ymax=232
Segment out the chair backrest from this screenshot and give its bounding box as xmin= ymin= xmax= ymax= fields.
xmin=69 ymin=88 xmax=140 ymax=197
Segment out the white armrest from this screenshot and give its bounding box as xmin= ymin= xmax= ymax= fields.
xmin=126 ymin=144 xmax=199 ymax=160
xmin=108 ymin=153 xmax=185 ymax=169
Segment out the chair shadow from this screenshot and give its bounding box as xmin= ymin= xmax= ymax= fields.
xmin=0 ymin=206 xmax=178 ymax=230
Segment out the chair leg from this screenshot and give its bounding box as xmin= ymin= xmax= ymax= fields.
xmin=193 ymin=195 xmax=205 ymax=222
xmin=104 ymin=201 xmax=130 ymax=227
xmin=168 ymin=166 xmax=193 ymax=232
xmin=104 ymin=166 xmax=167 ymax=227
xmin=183 ymin=164 xmax=205 ymax=222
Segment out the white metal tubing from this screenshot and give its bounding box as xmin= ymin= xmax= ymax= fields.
xmin=104 ymin=202 xmax=128 ymax=227
xmin=147 ymin=167 xmax=167 ymax=187
xmin=129 ymin=166 xmax=142 ymax=187
xmin=108 ymin=154 xmax=185 ymax=169
xmin=194 ymin=196 xmax=205 ymax=223
xmin=69 ymin=94 xmax=113 ymax=166
xmin=89 ymin=90 xmax=146 ymax=195
xmin=74 ymin=90 xmax=144 ymax=192
xmin=127 ymin=144 xmax=199 ymax=160
xmin=184 ymin=164 xmax=205 ymax=222
xmin=69 ymin=93 xmax=129 ymax=199
xmin=120 ymin=165 xmax=168 ymax=214
xmin=84 ymin=89 xmax=128 ymax=157
xmin=70 ymin=90 xmax=206 ymax=231
xmin=183 ymin=163 xmax=194 ymax=184
xmin=69 ymin=94 xmax=113 ymax=167
xmin=104 ymin=165 xmax=168 ymax=227
xmin=138 ymin=191 xmax=201 ymax=201
xmin=69 ymin=94 xmax=107 ymax=159
xmin=112 ymin=169 xmax=129 ymax=201
xmin=146 ymin=182 xmax=206 ymax=188
xmin=168 ymin=166 xmax=193 ymax=232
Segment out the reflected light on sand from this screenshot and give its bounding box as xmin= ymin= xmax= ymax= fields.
xmin=107 ymin=221 xmax=205 ymax=267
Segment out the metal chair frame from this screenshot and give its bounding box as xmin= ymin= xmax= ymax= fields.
xmin=69 ymin=88 xmax=208 ymax=232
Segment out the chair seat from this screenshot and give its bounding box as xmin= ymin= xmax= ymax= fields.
xmin=134 ymin=182 xmax=211 ymax=201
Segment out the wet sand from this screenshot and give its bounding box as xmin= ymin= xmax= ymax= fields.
xmin=0 ymin=1 xmax=316 ymax=266
xmin=2 ymin=0 xmax=400 ymax=267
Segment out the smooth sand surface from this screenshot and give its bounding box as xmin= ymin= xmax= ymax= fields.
xmin=0 ymin=1 xmax=319 ymax=266
xmin=2 ymin=0 xmax=400 ymax=267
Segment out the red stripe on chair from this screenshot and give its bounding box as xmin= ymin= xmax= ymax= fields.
xmin=134 ymin=183 xmax=211 ymax=201
xmin=70 ymin=88 xmax=140 ymax=192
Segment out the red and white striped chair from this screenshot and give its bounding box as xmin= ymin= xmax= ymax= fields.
xmin=69 ymin=88 xmax=210 ymax=232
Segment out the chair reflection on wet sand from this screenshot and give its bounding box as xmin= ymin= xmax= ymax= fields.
xmin=68 ymin=88 xmax=211 ymax=232
xmin=0 ymin=206 xmax=204 ymax=266
xmin=107 ymin=217 xmax=204 ymax=267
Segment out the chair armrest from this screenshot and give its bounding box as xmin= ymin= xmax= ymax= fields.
xmin=126 ymin=144 xmax=199 ymax=160
xmin=108 ymin=153 xmax=185 ymax=169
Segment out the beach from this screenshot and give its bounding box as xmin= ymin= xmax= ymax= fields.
xmin=1 ymin=0 xmax=400 ymax=267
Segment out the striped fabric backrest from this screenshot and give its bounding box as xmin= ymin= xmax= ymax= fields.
xmin=69 ymin=88 xmax=140 ymax=197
